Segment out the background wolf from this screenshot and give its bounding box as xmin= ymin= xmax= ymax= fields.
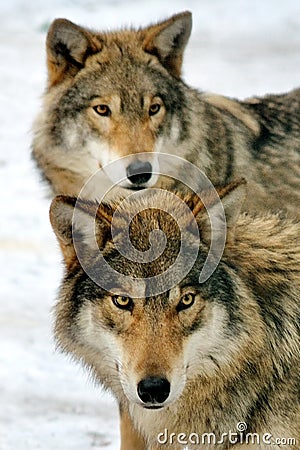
xmin=32 ymin=12 xmax=300 ymax=214
xmin=50 ymin=181 xmax=300 ymax=449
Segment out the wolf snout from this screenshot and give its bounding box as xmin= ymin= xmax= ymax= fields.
xmin=126 ymin=160 xmax=152 ymax=186
xmin=137 ymin=376 xmax=170 ymax=407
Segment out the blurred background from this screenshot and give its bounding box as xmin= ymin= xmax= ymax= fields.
xmin=0 ymin=1 xmax=299 ymax=448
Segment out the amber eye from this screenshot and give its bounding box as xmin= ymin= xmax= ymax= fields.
xmin=112 ymin=295 xmax=133 ymax=311
xmin=177 ymin=293 xmax=195 ymax=312
xmin=93 ymin=104 xmax=111 ymax=117
xmin=149 ymin=103 xmax=161 ymax=116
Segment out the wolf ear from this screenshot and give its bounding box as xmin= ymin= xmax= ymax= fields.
xmin=46 ymin=19 xmax=101 ymax=85
xmin=143 ymin=11 xmax=192 ymax=78
xmin=192 ymin=179 xmax=247 ymax=246
xmin=49 ymin=196 xmax=112 ymax=268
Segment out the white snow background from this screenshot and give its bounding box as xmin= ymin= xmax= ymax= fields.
xmin=0 ymin=1 xmax=299 ymax=449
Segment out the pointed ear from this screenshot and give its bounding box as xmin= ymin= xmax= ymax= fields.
xmin=46 ymin=18 xmax=101 ymax=85
xmin=143 ymin=11 xmax=192 ymax=78
xmin=49 ymin=196 xmax=112 ymax=268
xmin=192 ymin=179 xmax=247 ymax=246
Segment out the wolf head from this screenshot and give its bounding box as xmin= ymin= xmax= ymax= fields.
xmin=33 ymin=12 xmax=193 ymax=195
xmin=49 ymin=180 xmax=271 ymax=411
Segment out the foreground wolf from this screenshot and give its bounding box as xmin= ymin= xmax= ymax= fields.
xmin=32 ymin=12 xmax=300 ymax=214
xmin=50 ymin=181 xmax=300 ymax=449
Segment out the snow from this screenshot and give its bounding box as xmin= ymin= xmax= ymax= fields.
xmin=1 ymin=1 xmax=299 ymax=449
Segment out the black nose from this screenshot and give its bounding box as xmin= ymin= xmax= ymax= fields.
xmin=137 ymin=376 xmax=170 ymax=404
xmin=126 ymin=161 xmax=152 ymax=186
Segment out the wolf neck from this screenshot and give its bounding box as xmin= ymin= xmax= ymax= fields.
xmin=172 ymin=88 xmax=260 ymax=187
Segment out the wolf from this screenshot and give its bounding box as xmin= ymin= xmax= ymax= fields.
xmin=32 ymin=12 xmax=300 ymax=214
xmin=50 ymin=180 xmax=300 ymax=449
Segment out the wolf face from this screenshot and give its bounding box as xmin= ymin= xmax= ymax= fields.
xmin=49 ymin=182 xmax=259 ymax=408
xmin=45 ymin=57 xmax=183 ymax=189
xmin=32 ymin=13 xmax=192 ymax=195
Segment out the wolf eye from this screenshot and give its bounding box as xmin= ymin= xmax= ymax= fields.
xmin=149 ymin=103 xmax=161 ymax=116
xmin=112 ymin=295 xmax=133 ymax=311
xmin=177 ymin=293 xmax=195 ymax=312
xmin=93 ymin=104 xmax=111 ymax=117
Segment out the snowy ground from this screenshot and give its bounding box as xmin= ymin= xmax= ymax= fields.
xmin=0 ymin=1 xmax=300 ymax=449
